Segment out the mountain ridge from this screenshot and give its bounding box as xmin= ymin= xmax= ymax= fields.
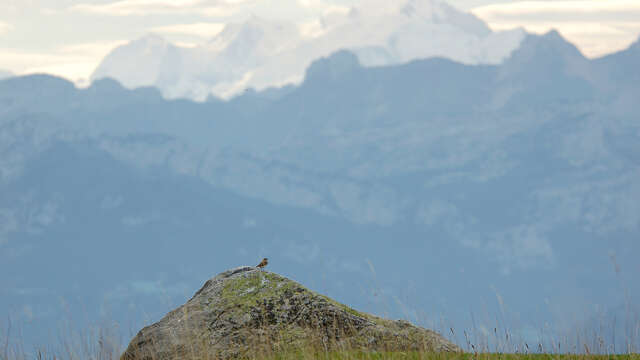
xmin=91 ymin=0 xmax=524 ymax=100
xmin=0 ymin=69 xmax=12 ymax=80
xmin=2 ymin=30 xmax=639 ymax=349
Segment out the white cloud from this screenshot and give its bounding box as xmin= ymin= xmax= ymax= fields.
xmin=297 ymin=0 xmax=349 ymax=15
xmin=200 ymin=6 xmax=238 ymax=17
xmin=0 ymin=21 xmax=12 ymax=36
xmin=70 ymin=0 xmax=245 ymax=17
xmin=472 ymin=0 xmax=640 ymax=57
xmin=0 ymin=40 xmax=127 ymax=85
xmin=70 ymin=0 xmax=338 ymax=19
xmin=473 ymin=0 xmax=640 ymax=17
xmin=151 ymin=22 xmax=226 ymax=38
xmin=58 ymin=40 xmax=129 ymax=57
xmin=71 ymin=0 xmax=208 ymax=16
xmin=298 ymin=19 xmax=327 ymax=38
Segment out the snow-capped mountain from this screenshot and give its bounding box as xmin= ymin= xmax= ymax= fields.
xmin=91 ymin=0 xmax=525 ymax=100
xmin=91 ymin=35 xmax=182 ymax=90
xmin=317 ymin=0 xmax=517 ymax=65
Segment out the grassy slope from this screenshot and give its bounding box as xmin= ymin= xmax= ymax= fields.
xmin=258 ymin=352 xmax=640 ymax=360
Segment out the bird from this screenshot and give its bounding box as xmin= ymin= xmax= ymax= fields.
xmin=256 ymin=258 xmax=268 ymax=270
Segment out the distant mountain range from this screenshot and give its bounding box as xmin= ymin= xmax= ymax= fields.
xmin=0 ymin=69 xmax=13 ymax=80
xmin=1 ymin=31 xmax=639 ymax=351
xmin=91 ymin=0 xmax=525 ymax=100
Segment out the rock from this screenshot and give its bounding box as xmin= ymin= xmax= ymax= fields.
xmin=121 ymin=266 xmax=461 ymax=359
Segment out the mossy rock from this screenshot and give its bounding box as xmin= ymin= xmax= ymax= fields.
xmin=121 ymin=267 xmax=461 ymax=359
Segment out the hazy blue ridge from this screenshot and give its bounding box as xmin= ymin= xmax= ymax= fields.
xmin=0 ymin=70 xmax=13 ymax=80
xmin=1 ymin=32 xmax=639 ymax=351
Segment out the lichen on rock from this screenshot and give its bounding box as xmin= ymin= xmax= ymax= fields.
xmin=121 ymin=266 xmax=461 ymax=359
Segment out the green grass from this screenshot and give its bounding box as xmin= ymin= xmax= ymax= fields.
xmin=2 ymin=323 xmax=639 ymax=360
xmin=220 ymin=271 xmax=302 ymax=312
xmin=219 ymin=271 xmax=367 ymax=320
xmin=260 ymin=353 xmax=640 ymax=360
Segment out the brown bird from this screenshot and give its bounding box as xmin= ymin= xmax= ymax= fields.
xmin=256 ymin=257 xmax=268 ymax=269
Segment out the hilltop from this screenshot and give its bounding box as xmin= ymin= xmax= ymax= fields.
xmin=121 ymin=267 xmax=460 ymax=359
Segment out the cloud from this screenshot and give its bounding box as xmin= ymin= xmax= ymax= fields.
xmin=297 ymin=0 xmax=349 ymax=15
xmin=58 ymin=40 xmax=129 ymax=57
xmin=70 ymin=0 xmax=340 ymax=20
xmin=200 ymin=6 xmax=239 ymax=17
xmin=473 ymin=0 xmax=640 ymax=18
xmin=472 ymin=0 xmax=640 ymax=57
xmin=0 ymin=40 xmax=126 ymax=84
xmin=0 ymin=21 xmax=12 ymax=36
xmin=70 ymin=0 xmax=244 ymax=17
xmin=151 ymin=22 xmax=226 ymax=38
xmin=72 ymin=0 xmax=207 ymax=16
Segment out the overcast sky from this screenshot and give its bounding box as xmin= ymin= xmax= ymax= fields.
xmin=1 ymin=0 xmax=639 ymax=83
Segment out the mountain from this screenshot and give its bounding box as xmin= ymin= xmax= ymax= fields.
xmin=91 ymin=0 xmax=524 ymax=100
xmin=0 ymin=70 xmax=12 ymax=80
xmin=2 ymin=31 xmax=640 ymax=351
xmin=592 ymin=35 xmax=640 ymax=116
xmin=496 ymin=30 xmax=594 ymax=108
xmin=319 ymin=0 xmax=520 ymax=66
xmin=593 ymin=35 xmax=640 ymax=83
xmin=91 ymin=35 xmax=182 ymax=90
xmin=92 ymin=18 xmax=303 ymax=100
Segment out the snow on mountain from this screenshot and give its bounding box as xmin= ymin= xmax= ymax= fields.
xmin=91 ymin=0 xmax=525 ymax=100
xmin=92 ymin=35 xmax=181 ymax=90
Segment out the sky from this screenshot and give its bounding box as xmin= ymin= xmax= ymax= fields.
xmin=1 ymin=0 xmax=639 ymax=83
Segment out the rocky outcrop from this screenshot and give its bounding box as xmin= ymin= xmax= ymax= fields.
xmin=121 ymin=267 xmax=461 ymax=359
